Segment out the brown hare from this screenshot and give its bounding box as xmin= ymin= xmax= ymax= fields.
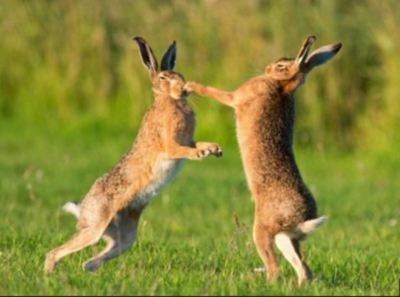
xmin=185 ymin=36 xmax=341 ymax=286
xmin=44 ymin=37 xmax=222 ymax=273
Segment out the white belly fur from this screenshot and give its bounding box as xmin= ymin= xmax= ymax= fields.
xmin=129 ymin=159 xmax=184 ymax=210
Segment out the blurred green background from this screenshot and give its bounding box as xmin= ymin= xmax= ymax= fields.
xmin=0 ymin=0 xmax=399 ymax=153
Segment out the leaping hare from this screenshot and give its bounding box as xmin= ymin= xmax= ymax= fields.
xmin=185 ymin=36 xmax=341 ymax=285
xmin=44 ymin=37 xmax=222 ymax=273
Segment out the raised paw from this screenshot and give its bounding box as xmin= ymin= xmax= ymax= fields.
xmin=184 ymin=81 xmax=197 ymax=93
xmin=194 ymin=145 xmax=223 ymax=160
xmin=195 ymin=149 xmax=212 ymax=160
xmin=206 ymin=144 xmax=223 ymax=157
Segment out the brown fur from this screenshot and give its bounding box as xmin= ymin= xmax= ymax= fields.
xmin=44 ymin=37 xmax=222 ymax=273
xmin=185 ymin=36 xmax=341 ymax=285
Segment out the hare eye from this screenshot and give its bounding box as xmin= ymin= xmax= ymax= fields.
xmin=276 ymin=64 xmax=286 ymax=69
xmin=159 ymin=76 xmax=167 ymax=81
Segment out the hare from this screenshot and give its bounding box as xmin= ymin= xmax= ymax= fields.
xmin=185 ymin=36 xmax=341 ymax=285
xmin=44 ymin=37 xmax=222 ymax=273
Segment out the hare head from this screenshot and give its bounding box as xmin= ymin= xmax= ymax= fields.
xmin=265 ymin=36 xmax=342 ymax=93
xmin=134 ymin=37 xmax=186 ymax=100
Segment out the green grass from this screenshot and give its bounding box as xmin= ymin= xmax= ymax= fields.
xmin=0 ymin=121 xmax=399 ymax=296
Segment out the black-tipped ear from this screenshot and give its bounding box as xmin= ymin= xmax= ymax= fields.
xmin=295 ymin=36 xmax=316 ymax=66
xmin=160 ymin=41 xmax=177 ymax=71
xmin=133 ymin=37 xmax=159 ymax=76
xmin=306 ymin=43 xmax=342 ymax=70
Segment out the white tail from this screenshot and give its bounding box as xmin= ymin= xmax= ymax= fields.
xmin=297 ymin=216 xmax=327 ymax=234
xmin=62 ymin=202 xmax=80 ymax=219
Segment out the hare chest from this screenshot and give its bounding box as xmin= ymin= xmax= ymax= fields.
xmin=130 ymin=159 xmax=184 ymax=210
xmin=129 ymin=100 xmax=194 ymax=210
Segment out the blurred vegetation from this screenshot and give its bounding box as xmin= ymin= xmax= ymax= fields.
xmin=0 ymin=0 xmax=399 ymax=151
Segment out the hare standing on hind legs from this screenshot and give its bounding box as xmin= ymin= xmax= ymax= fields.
xmin=185 ymin=36 xmax=341 ymax=286
xmin=44 ymin=37 xmax=222 ymax=273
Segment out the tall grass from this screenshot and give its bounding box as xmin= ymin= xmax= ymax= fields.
xmin=0 ymin=0 xmax=399 ymax=151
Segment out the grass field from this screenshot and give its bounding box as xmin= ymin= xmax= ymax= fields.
xmin=0 ymin=120 xmax=399 ymax=296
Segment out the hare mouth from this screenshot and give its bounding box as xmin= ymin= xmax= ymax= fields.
xmin=171 ymin=94 xmax=181 ymax=100
xmin=171 ymin=91 xmax=186 ymax=100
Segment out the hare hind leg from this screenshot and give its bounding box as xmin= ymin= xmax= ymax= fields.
xmin=44 ymin=200 xmax=114 ymax=273
xmin=253 ymin=220 xmax=279 ymax=282
xmin=275 ymin=233 xmax=312 ymax=286
xmin=44 ymin=219 xmax=112 ymax=273
xmin=83 ymin=210 xmax=142 ymax=272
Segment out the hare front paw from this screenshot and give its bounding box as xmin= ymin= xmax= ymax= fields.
xmin=184 ymin=81 xmax=197 ymax=93
xmin=206 ymin=144 xmax=223 ymax=157
xmin=194 ymin=149 xmax=212 ymax=160
xmin=194 ymin=145 xmax=223 ymax=160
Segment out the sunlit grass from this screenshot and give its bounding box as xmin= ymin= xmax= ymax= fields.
xmin=0 ymin=122 xmax=399 ymax=295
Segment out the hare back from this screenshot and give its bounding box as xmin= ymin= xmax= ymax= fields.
xmin=254 ymin=185 xmax=317 ymax=233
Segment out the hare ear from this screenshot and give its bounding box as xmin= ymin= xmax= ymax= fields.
xmin=295 ymin=36 xmax=316 ymax=67
xmin=133 ymin=37 xmax=159 ymax=77
xmin=160 ymin=41 xmax=177 ymax=71
xmin=306 ymin=43 xmax=342 ymax=70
